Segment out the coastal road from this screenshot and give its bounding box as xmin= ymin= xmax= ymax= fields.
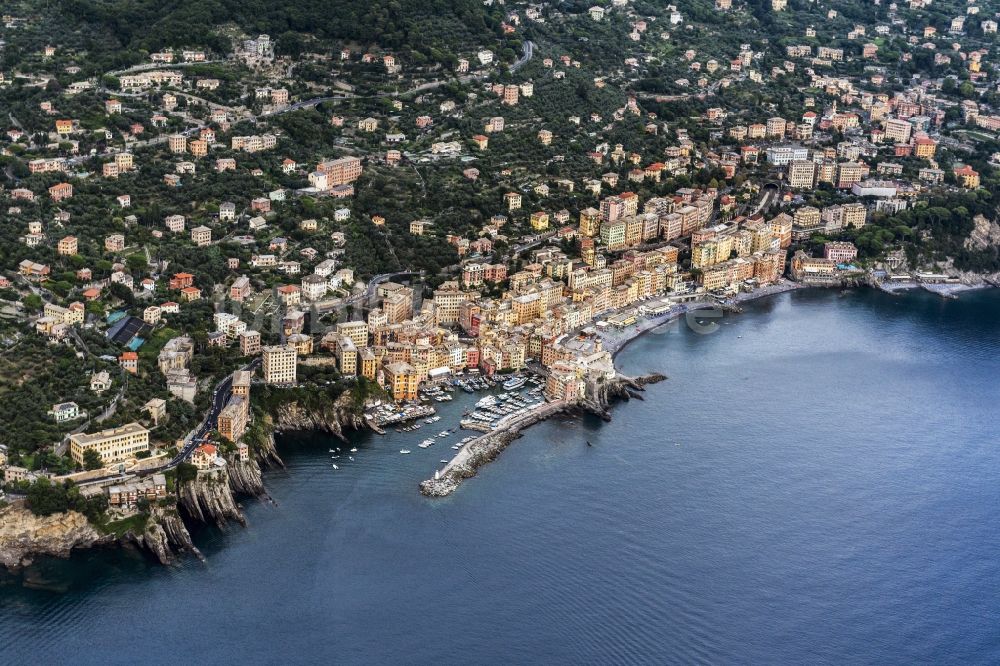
xmin=159 ymin=357 xmax=262 ymax=471
xmin=343 ymin=270 xmax=422 ymax=311
xmin=72 ymin=357 xmax=262 ymax=488
xmin=104 ymin=60 xmax=227 ymax=77
xmin=509 ymin=230 xmax=558 ymax=259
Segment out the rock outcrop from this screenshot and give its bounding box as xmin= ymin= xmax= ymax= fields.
xmin=178 ymin=468 xmax=246 ymax=528
xmin=251 ymin=422 xmax=285 ymax=469
xmin=270 ymin=392 xmax=367 ymax=442
xmin=119 ymin=509 xmax=198 ymax=565
xmin=123 ymin=508 xmax=203 ymax=565
xmin=227 ymin=457 xmax=267 ymax=497
xmin=580 ymin=372 xmax=667 ymax=421
xmin=157 ymin=509 xmax=201 ymax=558
xmin=0 ymin=504 xmax=110 ymax=571
xmin=964 ymin=215 xmax=1000 ymax=252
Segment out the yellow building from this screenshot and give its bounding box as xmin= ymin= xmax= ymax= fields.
xmin=57 ymin=236 xmax=78 ymax=256
xmin=837 ymin=162 xmax=866 ymax=188
xmin=512 ymin=293 xmax=542 ymax=324
xmin=691 ymin=240 xmax=718 ymax=269
xmin=262 ymin=345 xmax=297 ymax=385
xmin=431 ymin=281 xmax=473 ymax=326
xmin=383 ymin=287 xmax=414 ymax=324
xmin=794 ymin=206 xmax=821 ymax=229
xmin=336 ymin=320 xmax=369 ymax=348
xmin=359 ymin=348 xmax=378 ymax=380
xmin=530 ymin=211 xmax=549 ymax=231
xmin=578 ymin=207 xmax=601 ymax=237
xmin=766 ymin=116 xmax=787 ymax=137
xmin=954 ymin=165 xmax=980 ymax=189
xmin=787 ymin=160 xmax=816 ymax=189
xmin=69 ymin=423 xmax=149 ymax=467
xmin=335 ymin=336 xmax=358 ymax=375
xmin=769 ymin=213 xmax=793 ymax=248
xmin=383 ymin=362 xmax=419 ymax=402
xmin=842 ymin=203 xmax=867 ymax=229
xmin=914 ymin=137 xmax=937 ymax=159
xmin=168 ymin=134 xmax=187 ymax=153
xmin=218 ymin=396 xmax=248 ymax=442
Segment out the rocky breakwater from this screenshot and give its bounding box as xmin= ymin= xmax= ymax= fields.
xmin=178 ymin=467 xmax=247 ymax=528
xmin=421 ymin=372 xmax=666 ymax=498
xmin=0 ymin=504 xmax=110 ymax=571
xmin=420 ymin=400 xmax=570 ymax=497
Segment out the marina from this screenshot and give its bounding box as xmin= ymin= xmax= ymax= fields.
xmin=352 ymin=372 xmax=550 ymax=479
xmin=366 ymin=403 xmax=436 ymax=428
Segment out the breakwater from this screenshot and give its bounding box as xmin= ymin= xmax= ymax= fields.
xmin=420 ymin=400 xmax=569 ymax=496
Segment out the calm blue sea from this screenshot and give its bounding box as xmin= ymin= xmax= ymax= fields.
xmin=3 ymin=288 xmax=1000 ymax=664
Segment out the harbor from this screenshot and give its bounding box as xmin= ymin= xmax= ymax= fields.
xmin=353 ymin=370 xmax=553 ymax=484
xmin=419 ymin=398 xmax=570 ymax=497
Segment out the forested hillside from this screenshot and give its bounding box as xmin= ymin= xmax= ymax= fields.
xmin=58 ymin=0 xmax=506 ymax=62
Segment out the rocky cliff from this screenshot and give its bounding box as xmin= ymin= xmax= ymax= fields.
xmin=270 ymin=391 xmax=368 ymax=442
xmin=178 ymin=468 xmax=247 ymax=528
xmin=123 ymin=508 xmax=203 ymax=565
xmin=0 ymin=503 xmax=202 ymax=571
xmin=0 ymin=504 xmax=110 ymax=571
xmin=227 ymin=456 xmax=267 ymax=497
xmin=964 ymin=215 xmax=1000 ymax=252
xmin=1 ymin=391 xmax=373 ymax=573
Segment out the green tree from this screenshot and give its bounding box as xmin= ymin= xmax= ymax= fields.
xmin=83 ymin=448 xmax=103 ymax=470
xmin=25 ymin=478 xmax=69 ymax=516
xmin=175 ymin=461 xmax=198 ymax=486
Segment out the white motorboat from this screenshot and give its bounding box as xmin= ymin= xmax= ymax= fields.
xmin=476 ymin=395 xmax=498 ymax=409
xmin=503 ymin=377 xmax=527 ymax=390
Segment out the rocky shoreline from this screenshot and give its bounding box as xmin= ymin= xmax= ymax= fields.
xmin=0 ymin=503 xmax=202 ymax=572
xmin=0 ymin=393 xmax=369 ymax=576
xmin=1 ymin=364 xmax=670 ymax=572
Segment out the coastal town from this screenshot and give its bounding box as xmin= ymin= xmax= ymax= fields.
xmin=2 ymin=0 xmax=1000 ymax=561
